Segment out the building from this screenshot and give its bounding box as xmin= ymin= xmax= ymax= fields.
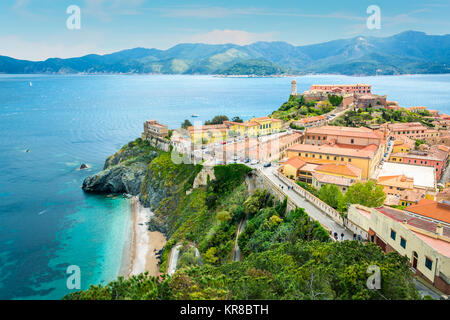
xmin=291 ymin=80 xmax=297 ymax=96
xmin=303 ymin=125 xmax=385 ymax=147
xmin=389 ymin=148 xmax=448 ymax=180
xmin=376 ymin=175 xmax=426 ymax=207
xmin=309 ymin=84 xmax=372 ymax=94
xmin=392 ymin=136 xmax=415 ymax=153
xmin=292 ymin=115 xmax=327 ymax=128
xmin=384 ymin=122 xmax=431 ymax=140
xmin=223 ymin=116 xmax=283 ymax=138
xmin=355 ymin=94 xmax=387 ymax=109
xmin=348 ymin=204 xmax=450 ymax=294
xmin=142 ymin=120 xmax=169 ymax=139
xmin=286 ymin=142 xmax=382 ymax=180
xmin=405 ymin=200 xmax=450 ymax=226
xmin=188 ymin=116 xmax=283 ymax=144
xmin=376 ymin=162 xmax=436 ymax=190
xmin=312 ymin=163 xmax=361 ymax=192
xmin=188 ymin=124 xmax=229 ymax=144
xmin=281 ymin=156 xmax=307 ymax=180
xmin=407 ymin=106 xmax=428 ymax=113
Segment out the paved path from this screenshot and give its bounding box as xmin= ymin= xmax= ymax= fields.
xmin=259 ymin=165 xmax=353 ymax=240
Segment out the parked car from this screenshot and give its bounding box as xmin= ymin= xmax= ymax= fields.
xmin=201 ymin=146 xmax=206 ymax=150
xmin=250 ymin=159 xmax=258 ymax=165
xmin=221 ymin=141 xmax=227 ymax=145
xmin=244 ymin=158 xmax=250 ymax=163
xmin=263 ymin=162 xmax=271 ymax=168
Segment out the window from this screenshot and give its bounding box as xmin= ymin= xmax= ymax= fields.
xmin=425 ymin=257 xmax=433 ymax=270
xmin=298 ymin=153 xmax=301 ymax=156
xmin=390 ymin=229 xmax=396 ymax=240
xmin=334 ymin=157 xmax=337 ymax=160
xmin=400 ymin=237 xmax=406 ymax=249
xmin=351 ymin=139 xmax=354 ymax=144
xmin=348 ymin=158 xmax=352 ymax=162
xmin=341 ymin=157 xmax=344 ymax=161
xmin=327 ymin=156 xmax=330 ymax=160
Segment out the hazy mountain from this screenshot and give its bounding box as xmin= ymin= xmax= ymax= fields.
xmin=1 ymin=31 xmax=449 ymax=76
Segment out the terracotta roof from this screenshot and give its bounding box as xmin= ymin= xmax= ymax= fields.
xmin=377 ymin=206 xmax=450 ymax=237
xmin=297 ymin=115 xmax=326 ymax=124
xmin=316 ymin=163 xmax=362 ymax=178
xmin=312 ymin=172 xmax=354 ymax=187
xmin=306 ymin=125 xmax=381 ymax=140
xmin=287 ymin=143 xmax=377 ymax=159
xmin=283 ymin=156 xmax=306 ymax=169
xmin=377 ymin=175 xmax=414 ymax=187
xmin=405 ymin=199 xmax=450 ymax=224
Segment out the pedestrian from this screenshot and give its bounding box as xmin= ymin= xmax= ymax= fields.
xmin=358 ymin=234 xmax=362 ymax=242
xmin=333 ymin=232 xmax=338 ymax=240
xmin=353 ymin=233 xmax=357 ymax=241
xmin=340 ymin=232 xmax=344 ymax=241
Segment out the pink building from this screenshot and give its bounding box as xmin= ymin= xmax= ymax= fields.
xmin=309 ymin=84 xmax=371 ymax=94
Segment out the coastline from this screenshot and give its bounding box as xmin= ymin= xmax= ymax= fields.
xmin=120 ymin=196 xmax=167 ymax=279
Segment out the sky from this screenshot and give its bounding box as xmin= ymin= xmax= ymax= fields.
xmin=1 ymin=0 xmax=449 ymax=61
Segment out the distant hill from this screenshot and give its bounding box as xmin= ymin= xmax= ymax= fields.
xmin=1 ymin=31 xmax=449 ymax=76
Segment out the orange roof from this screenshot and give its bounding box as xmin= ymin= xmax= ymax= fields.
xmin=287 ymin=143 xmax=377 ymax=159
xmin=406 ymin=199 xmax=450 ymax=224
xmin=283 ymin=156 xmax=306 ymax=169
xmin=315 ymin=163 xmax=361 ymax=178
xmin=298 ymin=115 xmax=326 ymax=124
xmin=306 ymin=125 xmax=381 ymax=140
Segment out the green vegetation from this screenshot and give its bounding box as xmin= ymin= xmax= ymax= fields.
xmin=298 ymin=181 xmax=386 ymax=214
xmin=331 ymin=107 xmax=435 ymax=128
xmin=415 ymin=139 xmax=426 ymax=149
xmin=289 ymin=122 xmax=305 ymax=130
xmin=66 ymin=240 xmax=419 ymax=300
xmin=231 ymin=116 xmax=243 ymax=123
xmin=181 ymin=119 xmax=192 ymax=129
xmin=344 ymin=181 xmax=386 ymax=208
xmin=205 ymin=115 xmax=229 ymax=125
xmin=218 ymin=59 xmax=287 ymax=76
xmin=272 ymin=95 xmax=336 ymax=121
xmin=71 ymin=145 xmax=417 ymax=300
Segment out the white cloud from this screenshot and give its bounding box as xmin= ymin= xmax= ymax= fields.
xmin=0 ymin=36 xmax=108 ymax=61
xmin=186 ymin=29 xmax=275 ymax=45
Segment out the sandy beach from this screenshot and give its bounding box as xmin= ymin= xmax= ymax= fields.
xmin=122 ymin=196 xmax=167 ymax=278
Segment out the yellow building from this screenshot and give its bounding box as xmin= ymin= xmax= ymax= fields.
xmin=188 ymin=124 xmax=228 ymax=144
xmin=376 ymin=175 xmax=425 ymax=207
xmin=392 ymin=137 xmax=414 ymax=153
xmin=224 ymin=116 xmax=282 ymax=137
xmin=281 ymin=156 xmax=307 ymax=180
xmin=286 ymin=143 xmax=383 ymax=180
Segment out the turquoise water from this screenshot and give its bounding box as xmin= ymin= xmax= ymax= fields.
xmin=0 ymin=74 xmax=449 ymax=300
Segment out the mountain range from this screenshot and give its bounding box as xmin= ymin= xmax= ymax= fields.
xmin=1 ymin=31 xmax=449 ymax=76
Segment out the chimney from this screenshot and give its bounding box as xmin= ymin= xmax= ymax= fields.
xmin=436 ymin=223 xmax=443 ymax=236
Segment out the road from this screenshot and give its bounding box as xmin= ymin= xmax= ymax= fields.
xmin=259 ymin=164 xmax=353 ymax=240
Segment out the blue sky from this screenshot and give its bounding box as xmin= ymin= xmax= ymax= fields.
xmin=1 ymin=0 xmax=449 ymax=60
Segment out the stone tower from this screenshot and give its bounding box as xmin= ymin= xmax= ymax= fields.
xmin=291 ymin=80 xmax=297 ymax=96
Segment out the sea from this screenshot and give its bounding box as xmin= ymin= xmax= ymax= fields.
xmin=0 ymin=74 xmax=449 ymax=299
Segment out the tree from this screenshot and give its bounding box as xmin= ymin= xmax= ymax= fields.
xmin=181 ymin=119 xmax=192 ymax=129
xmin=205 ymin=115 xmax=229 ymax=125
xmin=344 ymin=181 xmax=386 ymax=208
xmin=231 ymin=116 xmax=244 ymax=123
xmin=318 ymin=184 xmax=345 ymax=212
xmin=328 ymin=94 xmax=344 ymax=107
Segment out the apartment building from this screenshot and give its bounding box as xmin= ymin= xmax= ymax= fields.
xmin=348 ymin=204 xmax=450 ymax=294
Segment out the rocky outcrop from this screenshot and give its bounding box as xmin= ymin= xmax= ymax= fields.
xmin=82 ymin=162 xmax=147 ymax=195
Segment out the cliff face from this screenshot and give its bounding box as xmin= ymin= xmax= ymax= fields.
xmin=82 ymin=138 xmax=202 ymax=215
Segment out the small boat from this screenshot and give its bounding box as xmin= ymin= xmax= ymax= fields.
xmin=191 ymin=114 xmax=199 ymax=118
xmin=29 ymin=82 xmax=33 ymax=87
